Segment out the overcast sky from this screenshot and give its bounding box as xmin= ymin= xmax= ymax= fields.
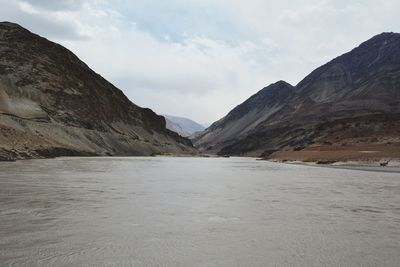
xmin=1 ymin=0 xmax=399 ymax=124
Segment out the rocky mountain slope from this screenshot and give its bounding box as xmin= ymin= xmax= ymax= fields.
xmin=195 ymin=32 xmax=400 ymax=162
xmin=0 ymin=22 xmax=195 ymax=161
xmin=195 ymin=81 xmax=295 ymax=151
xmin=164 ymin=115 xmax=205 ymax=137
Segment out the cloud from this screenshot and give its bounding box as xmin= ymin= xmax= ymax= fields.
xmin=22 ymin=0 xmax=84 ymax=11
xmin=0 ymin=1 xmax=91 ymax=40
xmin=62 ymin=25 xmax=272 ymax=123
xmin=0 ymin=0 xmax=399 ymax=123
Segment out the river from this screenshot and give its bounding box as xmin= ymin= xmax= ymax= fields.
xmin=0 ymin=157 xmax=399 ymax=266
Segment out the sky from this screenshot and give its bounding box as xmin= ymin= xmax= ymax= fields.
xmin=0 ymin=0 xmax=399 ymax=124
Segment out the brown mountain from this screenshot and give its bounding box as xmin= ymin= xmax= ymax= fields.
xmin=195 ymin=32 xmax=400 ymax=162
xmin=0 ymin=22 xmax=195 ymax=161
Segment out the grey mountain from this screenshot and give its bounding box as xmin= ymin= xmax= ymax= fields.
xmin=195 ymin=32 xmax=400 ymax=161
xmin=164 ymin=115 xmax=205 ymax=137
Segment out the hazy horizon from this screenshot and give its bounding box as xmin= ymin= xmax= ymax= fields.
xmin=1 ymin=0 xmax=399 ymax=123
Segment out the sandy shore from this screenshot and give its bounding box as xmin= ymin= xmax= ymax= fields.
xmin=269 ymin=159 xmax=400 ymax=173
xmin=266 ymin=144 xmax=400 ymax=172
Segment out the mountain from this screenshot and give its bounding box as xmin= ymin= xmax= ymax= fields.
xmin=195 ymin=81 xmax=295 ymax=151
xmin=165 ymin=117 xmax=191 ymax=137
xmin=164 ymin=115 xmax=205 ymax=137
xmin=0 ymin=22 xmax=195 ymax=161
xmin=195 ymin=32 xmax=400 ymax=162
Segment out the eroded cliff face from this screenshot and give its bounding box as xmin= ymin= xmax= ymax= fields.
xmin=0 ymin=22 xmax=195 ymax=161
xmin=195 ymin=32 xmax=400 ymax=161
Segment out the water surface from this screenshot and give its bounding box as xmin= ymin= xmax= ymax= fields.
xmin=0 ymin=157 xmax=399 ymax=266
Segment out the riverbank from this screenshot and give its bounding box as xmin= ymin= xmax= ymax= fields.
xmin=266 ymin=144 xmax=400 ymax=167
xmin=267 ymin=159 xmax=400 ymax=173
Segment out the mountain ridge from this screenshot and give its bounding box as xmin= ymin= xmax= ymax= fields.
xmin=0 ymin=22 xmax=195 ymax=161
xmin=164 ymin=115 xmax=205 ymax=137
xmin=195 ymin=32 xmax=400 ymax=161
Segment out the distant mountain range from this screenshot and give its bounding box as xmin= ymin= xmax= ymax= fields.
xmin=0 ymin=22 xmax=195 ymax=161
xmin=164 ymin=115 xmax=205 ymax=137
xmin=195 ymin=32 xmax=400 ymax=162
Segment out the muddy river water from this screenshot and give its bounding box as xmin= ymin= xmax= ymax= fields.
xmin=0 ymin=157 xmax=399 ymax=266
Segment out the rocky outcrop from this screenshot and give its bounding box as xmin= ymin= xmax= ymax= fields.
xmin=0 ymin=22 xmax=195 ymax=160
xmin=195 ymin=32 xmax=400 ymax=161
